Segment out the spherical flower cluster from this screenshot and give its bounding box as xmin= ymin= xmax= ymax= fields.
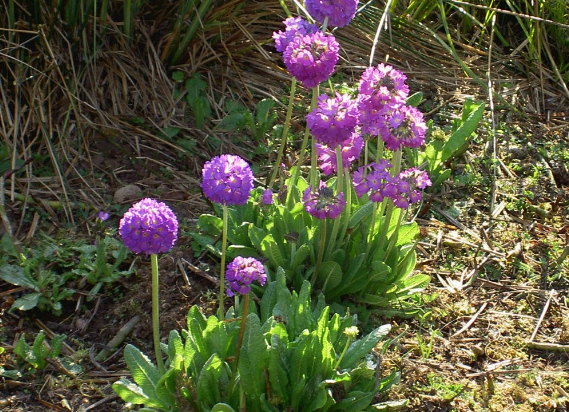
xmin=392 ymin=168 xmax=432 ymax=209
xmin=315 ymin=132 xmax=363 ymax=176
xmin=261 ymin=188 xmax=274 ymax=205
xmin=352 ymin=160 xmax=397 ymax=202
xmin=226 ymin=256 xmax=267 ymax=297
xmin=283 ymin=31 xmax=340 ymax=88
xmin=119 ymin=198 xmax=178 ymax=255
xmin=305 ymin=0 xmax=359 ymax=28
xmin=303 ymin=183 xmax=345 ymax=219
xmin=378 ymin=104 xmax=426 ymax=151
xmin=357 ymin=64 xmax=409 ymax=135
xmin=273 ymin=17 xmax=319 ymax=52
xmin=201 ymin=155 xmax=254 ymax=206
xmin=307 ymin=93 xmax=359 ymax=147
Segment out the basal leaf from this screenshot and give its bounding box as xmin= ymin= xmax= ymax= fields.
xmin=124 ymin=344 xmax=162 ymax=401
xmin=196 ymin=354 xmax=223 ymax=409
xmin=0 ymin=264 xmax=39 ymax=290
xmin=238 ymin=314 xmax=268 ymax=402
xmin=406 ymin=91 xmax=423 ymax=107
xmin=198 ymin=214 xmax=223 ymax=236
xmin=318 ymin=261 xmax=342 ymax=293
xmin=211 ymin=404 xmax=237 ymax=412
xmin=339 ymin=324 xmax=391 ymax=369
xmin=395 ymin=222 xmax=419 ymax=247
xmin=442 ymin=100 xmax=484 ymax=162
xmin=112 ymin=378 xmax=156 ymax=406
xmin=395 ymin=274 xmax=430 ymax=296
xmin=11 ymin=293 xmax=41 ymax=311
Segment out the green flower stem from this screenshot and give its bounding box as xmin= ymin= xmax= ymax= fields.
xmin=376 ymin=134 xmax=384 ymax=163
xmin=268 ymin=78 xmax=296 ymax=188
xmin=322 ymin=16 xmax=329 ymax=32
xmin=365 ymin=202 xmax=379 ymax=258
xmin=334 ymin=337 xmax=352 ymax=370
xmin=151 ymin=253 xmax=165 ymax=374
xmin=339 ymin=166 xmax=352 ymax=245
xmin=325 ymin=147 xmax=344 ymax=258
xmin=311 ymin=219 xmax=327 ymax=288
xmin=277 ymin=0 xmax=292 ymax=17
xmin=219 ymin=205 xmax=229 ymax=321
xmin=309 ymin=87 xmax=319 ymax=187
xmin=229 ymin=293 xmax=249 ymax=400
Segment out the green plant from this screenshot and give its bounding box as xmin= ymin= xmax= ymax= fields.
xmin=113 ymin=271 xmax=399 ymax=411
xmin=0 ymin=232 xmax=131 ymax=315
xmin=173 ymin=72 xmax=212 ymax=129
xmin=407 ymin=98 xmax=485 ymax=189
xmin=13 ymin=330 xmax=66 ymax=371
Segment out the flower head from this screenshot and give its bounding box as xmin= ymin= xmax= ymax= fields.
xmin=307 ymin=93 xmax=359 ymax=147
xmin=352 ymin=160 xmax=394 ymax=201
xmin=305 ymin=0 xmax=359 ymax=27
xmin=315 ymin=132 xmax=363 ymax=176
xmin=283 ymin=31 xmax=339 ymax=89
xmin=273 ymin=17 xmax=319 ymax=52
xmin=378 ymin=105 xmax=426 ymax=151
xmin=303 ymin=183 xmax=345 ymax=219
xmin=98 ymin=211 xmax=109 ymax=221
xmin=119 ymin=198 xmax=178 ymax=255
xmin=261 ymin=188 xmax=274 ymax=205
xmin=226 ymin=256 xmax=267 ymax=297
xmin=393 ymin=168 xmax=432 ymax=208
xmin=201 ymin=155 xmax=254 ymax=205
xmin=357 ymin=64 xmax=409 ymax=135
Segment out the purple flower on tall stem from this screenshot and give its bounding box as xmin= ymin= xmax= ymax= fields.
xmin=393 ymin=168 xmax=432 ymax=208
xmin=315 ymin=132 xmax=363 ymax=176
xmin=357 ymin=64 xmax=409 ymax=135
xmin=378 ymin=105 xmax=427 ymax=151
xmin=303 ymin=183 xmax=345 ymax=219
xmin=273 ymin=17 xmax=319 ymax=52
xmin=307 ymin=93 xmax=359 ymax=148
xmin=305 ymin=0 xmax=359 ymax=27
xmin=201 ymin=155 xmax=254 ymax=206
xmin=283 ymin=32 xmax=340 ymax=89
xmin=352 ymin=160 xmax=394 ymax=201
xmin=119 ymin=198 xmax=178 ymax=255
xmin=226 ymin=256 xmax=267 ymax=297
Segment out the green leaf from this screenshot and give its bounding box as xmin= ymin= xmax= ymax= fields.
xmin=348 ymin=201 xmax=374 ymax=229
xmin=2 ymin=234 xmax=20 ymax=258
xmin=406 ymin=91 xmax=423 ymax=107
xmin=340 ymin=324 xmax=391 ymax=369
xmin=198 ymin=214 xmax=223 ymax=236
xmin=168 ymin=330 xmax=183 ymax=363
xmin=196 ymin=354 xmax=223 ymax=409
xmin=395 ymin=222 xmax=419 ymax=247
xmin=123 ymin=344 xmax=162 ymax=402
xmin=395 ymin=274 xmax=430 ymax=296
xmin=211 ymin=404 xmax=237 ymax=412
xmin=113 ymin=378 xmax=154 ymax=406
xmin=11 ymin=293 xmax=41 ymax=311
xmin=0 ymin=264 xmax=39 ymax=290
xmin=318 ymin=261 xmax=342 ymax=293
xmin=291 ymin=243 xmax=311 ymax=272
xmin=442 ymin=100 xmax=484 ymax=162
xmin=238 ymin=314 xmax=268 ymax=402
xmin=262 ymin=237 xmax=285 ymax=269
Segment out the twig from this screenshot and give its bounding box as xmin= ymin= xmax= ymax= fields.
xmin=95 ymin=315 xmax=141 ymax=362
xmin=182 ymin=258 xmax=220 ymax=285
xmin=451 ymin=301 xmax=488 ymax=338
xmin=529 ymin=289 xmax=554 ymax=342
xmin=84 ymin=395 xmax=119 ymax=411
xmin=525 ymin=341 xmax=569 ymax=352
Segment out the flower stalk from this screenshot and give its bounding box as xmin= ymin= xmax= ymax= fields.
xmin=151 ymin=253 xmax=165 ymax=374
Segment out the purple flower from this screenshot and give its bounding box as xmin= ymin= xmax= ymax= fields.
xmin=352 ymin=160 xmax=394 ymax=201
xmin=315 ymin=132 xmax=363 ymax=176
xmin=305 ymin=0 xmax=359 ymax=27
xmin=98 ymin=211 xmax=109 ymax=221
xmin=273 ymin=17 xmax=319 ymax=52
xmin=119 ymin=198 xmax=178 ymax=255
xmin=262 ymin=188 xmax=274 ymax=205
xmin=201 ymin=155 xmax=254 ymax=206
xmin=394 ymin=168 xmax=432 ymax=208
xmin=357 ymin=64 xmax=409 ymax=135
xmin=378 ymin=105 xmax=426 ymax=151
xmin=303 ymin=183 xmax=345 ymax=219
xmin=226 ymin=256 xmax=267 ymax=297
xmin=283 ymin=31 xmax=339 ymax=89
xmin=307 ymin=93 xmax=359 ymax=147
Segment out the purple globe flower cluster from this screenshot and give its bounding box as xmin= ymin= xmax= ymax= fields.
xmin=273 ymin=17 xmax=319 ymax=52
xmin=378 ymin=104 xmax=427 ymax=151
xmin=353 ymin=162 xmax=432 ymax=209
xmin=261 ymin=188 xmax=274 ymax=205
xmin=305 ymin=0 xmax=360 ymax=28
xmin=303 ymin=183 xmax=345 ymax=219
xmin=357 ymin=63 xmax=410 ymax=135
xmin=119 ymin=198 xmax=178 ymax=255
xmin=201 ymin=155 xmax=254 ymax=206
xmin=226 ymin=256 xmax=267 ymax=297
xmin=315 ymin=132 xmax=364 ymax=176
xmin=307 ymin=93 xmax=359 ymax=148
xmin=282 ymin=31 xmax=340 ymax=89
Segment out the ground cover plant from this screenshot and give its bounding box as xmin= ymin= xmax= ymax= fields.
xmin=1 ymin=0 xmax=568 ymax=411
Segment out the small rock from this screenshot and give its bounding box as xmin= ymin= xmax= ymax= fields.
xmin=113 ymin=185 xmax=142 ymax=204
